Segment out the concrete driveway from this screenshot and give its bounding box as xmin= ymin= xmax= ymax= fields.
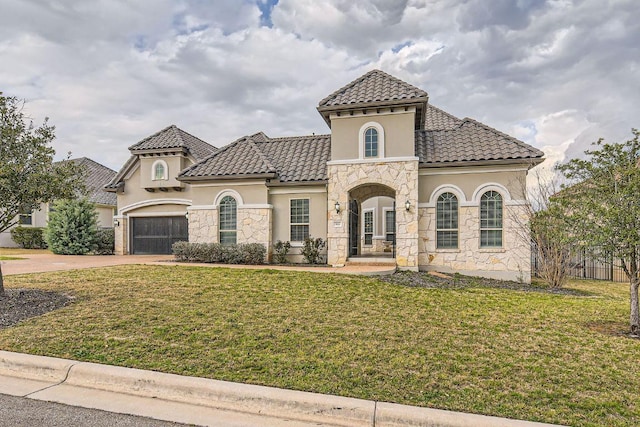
xmin=1 ymin=253 xmax=396 ymax=276
xmin=0 ymin=254 xmax=174 ymax=276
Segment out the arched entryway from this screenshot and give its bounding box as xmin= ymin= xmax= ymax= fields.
xmin=348 ymin=183 xmax=396 ymax=260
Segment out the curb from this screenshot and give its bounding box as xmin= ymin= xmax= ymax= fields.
xmin=0 ymin=351 xmax=566 ymax=427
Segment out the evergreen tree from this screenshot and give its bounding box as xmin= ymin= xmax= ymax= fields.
xmin=45 ymin=198 xmax=99 ymax=255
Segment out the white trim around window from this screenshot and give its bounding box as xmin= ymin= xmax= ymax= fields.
xmin=362 ymin=208 xmax=375 ymax=246
xmin=151 ymin=159 xmax=168 ymax=181
xmin=213 ymin=189 xmax=245 ymax=206
xmin=289 ymin=198 xmax=310 ymax=243
xmin=383 ymin=206 xmax=395 ymax=242
xmin=471 ymin=182 xmax=512 ymax=203
xmin=358 ymin=121 xmax=385 ymax=159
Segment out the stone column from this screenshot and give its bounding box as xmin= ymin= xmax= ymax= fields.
xmin=327 ymin=158 xmax=419 ymax=269
xmin=114 ymin=216 xmax=128 ymax=255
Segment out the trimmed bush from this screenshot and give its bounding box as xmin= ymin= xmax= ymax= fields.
xmin=301 ymin=236 xmax=326 ymax=264
xmin=172 ymin=242 xmax=266 ymax=265
xmin=45 ymin=198 xmax=99 ymax=255
xmin=273 ymin=240 xmax=291 ymax=264
xmin=94 ymin=228 xmax=115 ymax=255
xmin=10 ymin=226 xmax=47 ymax=249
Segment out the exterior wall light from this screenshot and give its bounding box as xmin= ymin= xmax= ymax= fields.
xmin=185 ymin=211 xmax=189 ymax=219
xmin=335 ymin=201 xmax=341 ymax=214
xmin=113 ymin=219 xmax=120 ymax=227
xmin=405 ymin=200 xmax=411 ymax=211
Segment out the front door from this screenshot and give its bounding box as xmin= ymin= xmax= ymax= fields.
xmin=349 ymin=199 xmax=359 ymax=256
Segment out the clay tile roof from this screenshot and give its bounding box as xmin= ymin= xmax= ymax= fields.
xmin=179 ymin=136 xmax=276 ymax=179
xmin=318 ymin=69 xmax=429 ymax=109
xmin=106 ymin=125 xmax=217 ymax=190
xmin=424 ymin=104 xmax=463 ymax=130
xmin=57 ymin=157 xmax=117 ymax=206
xmin=256 ymin=134 xmax=331 ymax=182
xmin=179 ymin=133 xmax=331 ymax=183
xmin=416 ymin=117 xmax=544 ymax=165
xmin=128 ymin=124 xmax=216 ymax=159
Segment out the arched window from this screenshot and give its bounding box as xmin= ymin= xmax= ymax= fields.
xmin=364 ymin=127 xmax=378 ymax=158
xmin=219 ymin=196 xmax=237 ymax=245
xmin=480 ymin=191 xmax=503 ymax=248
xmin=152 ymin=160 xmax=168 ymax=181
xmin=436 ymin=192 xmax=458 ymax=249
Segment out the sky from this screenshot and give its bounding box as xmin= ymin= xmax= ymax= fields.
xmin=1 ymin=0 xmax=639 ymax=174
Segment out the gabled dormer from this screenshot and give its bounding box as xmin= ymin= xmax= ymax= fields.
xmin=317 ymin=70 xmax=429 ymax=162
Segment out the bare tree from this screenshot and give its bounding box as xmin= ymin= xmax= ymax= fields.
xmin=510 ymin=167 xmax=572 ymax=288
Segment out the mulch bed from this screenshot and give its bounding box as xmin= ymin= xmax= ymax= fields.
xmin=0 ymin=289 xmax=72 ymax=329
xmin=380 ymin=270 xmax=590 ymax=296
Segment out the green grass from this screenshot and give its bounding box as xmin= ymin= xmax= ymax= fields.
xmin=0 ymin=248 xmax=50 ymax=255
xmin=0 ymin=256 xmax=24 ymax=260
xmin=1 ymin=265 xmax=639 ymax=426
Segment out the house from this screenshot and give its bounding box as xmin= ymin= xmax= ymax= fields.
xmin=106 ymin=70 xmax=544 ymax=281
xmin=0 ymin=157 xmax=117 ymax=247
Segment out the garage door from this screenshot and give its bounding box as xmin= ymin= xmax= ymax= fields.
xmin=131 ymin=216 xmax=188 ymax=255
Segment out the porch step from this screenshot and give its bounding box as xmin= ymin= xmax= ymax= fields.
xmin=346 ymin=257 xmax=397 ymax=266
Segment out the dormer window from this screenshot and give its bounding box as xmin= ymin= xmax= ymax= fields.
xmin=152 ymin=160 xmax=168 ymax=181
xmin=358 ymin=122 xmax=385 ymax=159
xmin=364 ymin=128 xmax=378 ymax=157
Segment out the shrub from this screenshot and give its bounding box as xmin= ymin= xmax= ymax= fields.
xmin=45 ymin=198 xmax=98 ymax=255
xmin=94 ymin=228 xmax=115 ymax=255
xmin=241 ymin=243 xmax=267 ymax=265
xmin=10 ymin=226 xmax=47 ymax=249
xmin=172 ymin=242 xmax=266 ymax=265
xmin=273 ymin=240 xmax=291 ymax=264
xmin=301 ymin=237 xmax=326 ymax=264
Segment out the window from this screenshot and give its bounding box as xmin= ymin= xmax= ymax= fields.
xmin=18 ymin=210 xmax=32 ymax=225
xmin=364 ymin=127 xmax=378 ymax=158
xmin=384 ymin=209 xmax=395 ymax=244
xmin=219 ymin=196 xmax=237 ymax=245
xmin=359 ymin=122 xmax=385 ymax=159
xmin=363 ymin=210 xmax=374 ymax=246
xmin=290 ymin=199 xmax=309 ymax=242
xmin=152 ymin=160 xmax=168 ymax=181
xmin=436 ymin=192 xmax=458 ymax=249
xmin=480 ymin=191 xmax=503 ymax=248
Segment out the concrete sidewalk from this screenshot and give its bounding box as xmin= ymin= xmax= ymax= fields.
xmin=0 ymin=253 xmax=396 ymax=276
xmin=0 ymin=351 xmax=565 ymax=427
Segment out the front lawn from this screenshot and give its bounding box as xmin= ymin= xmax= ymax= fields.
xmin=0 ymin=248 xmax=50 ymax=255
xmin=1 ymin=266 xmax=638 ymax=426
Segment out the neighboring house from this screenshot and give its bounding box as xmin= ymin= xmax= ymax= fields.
xmin=0 ymin=157 xmax=117 ymax=247
xmin=106 ymin=70 xmax=544 ymax=281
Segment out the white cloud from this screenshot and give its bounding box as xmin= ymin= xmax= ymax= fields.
xmin=0 ymin=0 xmax=638 ymax=179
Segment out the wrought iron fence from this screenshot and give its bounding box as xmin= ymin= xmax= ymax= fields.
xmin=531 ymin=245 xmax=628 ymax=282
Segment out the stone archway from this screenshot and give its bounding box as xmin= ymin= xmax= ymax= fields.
xmin=326 ymin=158 xmax=419 ymax=269
xmin=348 ymin=183 xmax=395 ymax=258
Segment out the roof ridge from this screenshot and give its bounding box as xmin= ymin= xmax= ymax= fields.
xmin=78 ymin=156 xmax=117 ymax=173
xmin=128 ymin=124 xmax=176 ymax=150
xmin=461 ymin=118 xmax=544 ymax=156
xmin=245 ymin=139 xmax=277 ymax=172
xmin=178 ymin=139 xmax=240 ymax=177
xmin=318 ymin=70 xmax=377 ymax=106
xmin=266 ymin=133 xmax=331 ymax=141
xmin=174 ymin=125 xmax=217 ymax=150
xmin=428 ymin=104 xmax=462 ymax=121
xmin=317 ymin=69 xmax=429 ymax=111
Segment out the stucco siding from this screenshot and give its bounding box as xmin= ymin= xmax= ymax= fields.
xmin=270 ymin=188 xmax=327 ymax=263
xmin=330 ymin=110 xmax=416 ymax=161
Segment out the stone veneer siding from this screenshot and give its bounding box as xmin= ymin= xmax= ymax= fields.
xmin=418 ymin=203 xmax=531 ymax=282
xmin=188 ymin=206 xmax=272 ymax=260
xmin=327 ymin=159 xmax=419 ymax=269
xmin=114 ymin=218 xmax=127 ymax=255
